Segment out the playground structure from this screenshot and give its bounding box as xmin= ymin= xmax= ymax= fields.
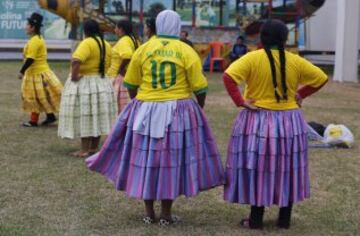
xmin=37 ymin=0 xmax=325 ymax=70
xmin=38 ymin=0 xmax=325 ymax=44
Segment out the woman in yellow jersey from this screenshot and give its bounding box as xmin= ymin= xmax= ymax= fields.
xmin=108 ymin=20 xmax=138 ymax=113
xmin=86 ymin=10 xmax=224 ymax=226
xmin=19 ymin=12 xmax=63 ymax=127
xmin=144 ymin=18 xmax=156 ymax=41
xmin=223 ymin=20 xmax=328 ymax=229
xmin=58 ymin=20 xmax=116 ymax=158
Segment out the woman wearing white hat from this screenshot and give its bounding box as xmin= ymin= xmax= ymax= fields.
xmin=86 ymin=10 xmax=224 ymax=226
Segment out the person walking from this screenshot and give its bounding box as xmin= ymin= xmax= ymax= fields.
xmin=19 ymin=12 xmax=63 ymax=127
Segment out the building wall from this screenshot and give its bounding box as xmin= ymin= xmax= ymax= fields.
xmin=305 ymin=0 xmax=360 ymax=51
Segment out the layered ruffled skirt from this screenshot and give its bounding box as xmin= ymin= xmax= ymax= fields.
xmin=86 ymin=99 xmax=224 ymax=200
xmin=21 ymin=70 xmax=63 ymax=113
xmin=58 ymin=75 xmax=117 ymax=139
xmin=224 ymin=109 xmax=310 ymax=207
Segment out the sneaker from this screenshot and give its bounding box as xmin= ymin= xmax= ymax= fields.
xmin=22 ymin=121 xmax=38 ymax=127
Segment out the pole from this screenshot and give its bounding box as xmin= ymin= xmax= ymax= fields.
xmin=79 ymin=0 xmax=85 ymax=40
xmin=128 ymin=0 xmax=132 ymax=23
xmin=295 ymin=0 xmax=301 ymax=47
xmin=268 ymin=0 xmax=272 ymax=19
xmin=99 ymin=0 xmax=104 ymax=13
xmin=334 ymin=0 xmax=360 ymax=82
xmin=192 ymin=0 xmax=196 ymax=27
xmin=243 ymin=0 xmax=246 ymax=16
xmin=140 ymin=0 xmax=144 ymax=24
xmin=219 ymin=0 xmax=223 ymax=26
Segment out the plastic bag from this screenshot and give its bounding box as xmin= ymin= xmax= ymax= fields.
xmin=323 ymin=124 xmax=354 ymax=148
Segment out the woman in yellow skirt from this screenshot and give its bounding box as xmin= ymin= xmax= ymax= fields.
xmin=19 ymin=12 xmax=63 ymax=127
xmin=58 ymin=19 xmax=117 ymax=158
xmin=107 ymin=20 xmax=138 ymax=114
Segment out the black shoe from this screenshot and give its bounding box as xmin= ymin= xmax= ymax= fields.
xmin=240 ymin=218 xmax=263 ymax=229
xmin=277 ymin=204 xmax=292 ymax=229
xmin=41 ymin=117 xmax=57 ymax=126
xmin=22 ymin=121 xmax=38 ymax=127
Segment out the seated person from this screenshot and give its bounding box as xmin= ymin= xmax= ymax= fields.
xmin=180 ymin=30 xmax=194 ymax=47
xmin=230 ymin=36 xmax=248 ymax=61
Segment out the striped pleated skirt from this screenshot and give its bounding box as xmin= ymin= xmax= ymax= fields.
xmin=86 ymin=99 xmax=225 ymax=200
xmin=224 ymin=109 xmax=310 ymax=207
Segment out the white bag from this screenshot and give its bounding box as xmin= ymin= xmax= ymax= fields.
xmin=323 ymin=124 xmax=354 ymax=148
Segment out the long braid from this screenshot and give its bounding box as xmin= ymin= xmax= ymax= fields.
xmin=128 ymin=33 xmax=138 ymax=49
xmin=278 ymin=44 xmax=287 ymax=100
xmin=92 ymin=35 xmax=105 ymax=78
xmin=99 ymin=35 xmax=106 ymax=77
xmin=260 ymin=19 xmax=289 ymax=103
xmin=264 ymin=46 xmax=281 ymax=102
xmin=117 ymin=20 xmax=138 ymax=50
xmin=132 ymin=35 xmax=138 ymax=49
xmin=84 ymin=19 xmax=106 ymax=78
xmin=128 ymin=23 xmax=138 ymax=50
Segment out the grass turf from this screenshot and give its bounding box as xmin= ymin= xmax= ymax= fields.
xmin=0 ymin=61 xmax=359 ymax=235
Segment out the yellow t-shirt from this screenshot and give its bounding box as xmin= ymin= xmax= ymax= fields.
xmin=147 ymin=35 xmax=156 ymax=41
xmin=23 ymin=35 xmax=50 ymax=75
xmin=225 ymin=49 xmax=328 ymax=110
xmin=124 ymin=36 xmax=208 ymax=101
xmin=72 ymin=37 xmax=112 ymax=76
xmin=107 ymin=35 xmax=137 ymax=78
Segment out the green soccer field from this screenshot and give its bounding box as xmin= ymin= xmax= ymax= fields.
xmin=0 ymin=61 xmax=359 ymax=235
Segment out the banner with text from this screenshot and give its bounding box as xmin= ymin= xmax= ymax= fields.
xmin=0 ymin=0 xmax=70 ymax=40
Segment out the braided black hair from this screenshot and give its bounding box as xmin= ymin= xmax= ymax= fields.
xmin=84 ymin=19 xmax=106 ymax=77
xmin=260 ymin=19 xmax=289 ymax=102
xmin=117 ymin=20 xmax=138 ymax=49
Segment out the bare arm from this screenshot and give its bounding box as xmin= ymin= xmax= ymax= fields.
xmin=119 ymin=59 xmax=131 ymax=77
xmin=71 ymin=59 xmax=81 ymax=81
xmin=195 ymin=92 xmax=206 ymax=108
xmin=127 ymin=88 xmax=138 ymax=99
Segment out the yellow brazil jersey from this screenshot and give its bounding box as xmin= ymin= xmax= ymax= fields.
xmin=124 ymin=35 xmax=207 ymax=101
xmin=147 ymin=35 xmax=156 ymax=42
xmin=107 ymin=35 xmax=137 ymax=78
xmin=72 ymin=37 xmax=112 ymax=76
xmin=23 ymin=35 xmax=50 ymax=75
xmin=225 ymin=49 xmax=328 ymax=110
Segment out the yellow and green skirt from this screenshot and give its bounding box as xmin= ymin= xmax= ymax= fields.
xmin=21 ymin=70 xmax=63 ymax=113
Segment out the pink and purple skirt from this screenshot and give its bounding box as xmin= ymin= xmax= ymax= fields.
xmin=86 ymin=99 xmax=224 ymax=200
xmin=112 ymin=74 xmax=129 ymax=114
xmin=224 ymin=109 xmax=310 ymax=207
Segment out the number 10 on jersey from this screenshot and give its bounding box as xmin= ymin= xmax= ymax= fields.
xmin=151 ymin=60 xmax=177 ymax=89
